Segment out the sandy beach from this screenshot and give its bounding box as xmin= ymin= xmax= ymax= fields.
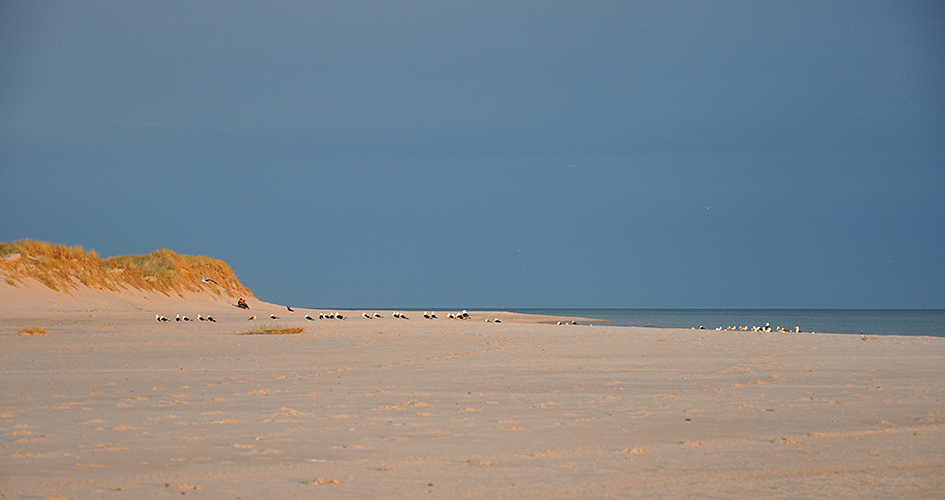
xmin=2 ymin=280 xmax=943 ymax=499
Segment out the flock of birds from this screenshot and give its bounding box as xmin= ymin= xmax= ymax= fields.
xmin=697 ymin=323 xmax=805 ymax=333
xmin=154 ymin=314 xmax=215 ymax=323
xmin=155 ymin=307 xmax=507 ymax=323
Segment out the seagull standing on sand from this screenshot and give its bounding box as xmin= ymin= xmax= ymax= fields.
xmin=248 ymin=315 xmax=256 ymax=321
xmin=197 ymin=314 xmax=205 ymax=321
xmin=374 ymin=313 xmax=382 ymax=318
xmin=287 ymin=306 xmax=294 ymax=312
xmin=363 ymin=313 xmax=372 ymax=319
xmin=305 ymin=315 xmax=314 ymax=321
xmin=207 ymin=316 xmax=215 ymax=322
xmin=270 ymin=314 xmax=278 ymax=320
xmin=176 ymin=314 xmax=181 ymax=322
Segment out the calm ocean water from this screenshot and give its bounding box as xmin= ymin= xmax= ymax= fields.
xmin=500 ymin=309 xmax=945 ymax=338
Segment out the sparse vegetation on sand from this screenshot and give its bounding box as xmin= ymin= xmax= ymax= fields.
xmin=0 ymin=239 xmax=252 ymax=298
xmin=18 ymin=326 xmax=47 ymax=336
xmin=236 ymin=325 xmax=305 ymax=335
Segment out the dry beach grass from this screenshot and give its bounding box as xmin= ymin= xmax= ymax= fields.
xmin=0 ymin=239 xmax=251 ymax=298
xmin=1 ymin=242 xmax=943 ymax=499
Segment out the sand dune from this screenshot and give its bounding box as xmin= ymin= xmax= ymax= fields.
xmin=2 ymin=279 xmax=944 ymax=498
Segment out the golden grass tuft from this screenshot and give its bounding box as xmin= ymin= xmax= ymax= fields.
xmin=236 ymin=325 xmax=305 ymax=336
xmin=18 ymin=326 xmax=47 ymax=336
xmin=0 ymin=239 xmax=252 ymax=298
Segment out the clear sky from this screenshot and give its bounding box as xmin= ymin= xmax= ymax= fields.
xmin=1 ymin=1 xmax=943 ymax=309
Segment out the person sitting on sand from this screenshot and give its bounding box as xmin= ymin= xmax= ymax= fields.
xmin=237 ymin=298 xmax=249 ymax=309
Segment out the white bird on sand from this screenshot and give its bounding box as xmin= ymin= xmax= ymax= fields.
xmin=393 ymin=312 xmax=401 ymax=318
xmin=182 ymin=315 xmax=191 ymax=321
xmin=423 ymin=312 xmax=431 ymax=319
xmin=197 ymin=314 xmax=205 ymax=321
xmin=363 ymin=313 xmax=372 ymax=319
xmin=156 ymin=314 xmax=168 ymax=322
xmin=495 ymin=318 xmax=501 ymax=323
xmin=337 ymin=314 xmax=346 ymax=320
xmin=374 ymin=313 xmax=382 ymax=318
xmin=176 ymin=314 xmax=181 ymax=322
xmin=270 ymin=314 xmax=278 ymax=320
xmin=430 ymin=312 xmax=437 ymax=319
xmin=287 ymin=306 xmax=294 ymax=312
xmin=248 ymin=315 xmax=256 ymax=321
xmin=305 ymin=315 xmax=314 ymax=321
xmin=207 ymin=316 xmax=215 ymax=322
xmin=201 ymin=275 xmax=218 ymax=284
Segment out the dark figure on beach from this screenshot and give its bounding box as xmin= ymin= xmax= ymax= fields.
xmin=237 ymin=298 xmax=249 ymax=309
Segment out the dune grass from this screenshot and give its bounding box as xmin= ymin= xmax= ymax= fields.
xmin=236 ymin=325 xmax=306 ymax=335
xmin=18 ymin=326 xmax=47 ymax=336
xmin=0 ymin=239 xmax=253 ymax=298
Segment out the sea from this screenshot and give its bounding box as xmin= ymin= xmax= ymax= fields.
xmin=496 ymin=309 xmax=945 ymax=338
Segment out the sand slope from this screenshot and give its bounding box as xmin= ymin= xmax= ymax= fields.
xmin=1 ymin=284 xmax=943 ymax=499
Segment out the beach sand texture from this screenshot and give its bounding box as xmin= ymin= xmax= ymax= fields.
xmin=2 ymin=280 xmax=944 ymax=499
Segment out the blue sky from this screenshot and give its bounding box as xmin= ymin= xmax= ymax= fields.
xmin=1 ymin=1 xmax=943 ymax=309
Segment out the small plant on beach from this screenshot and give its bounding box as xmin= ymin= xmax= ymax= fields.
xmin=5 ymin=278 xmax=15 ymax=287
xmin=236 ymin=325 xmax=305 ymax=335
xmin=18 ymin=326 xmax=47 ymax=336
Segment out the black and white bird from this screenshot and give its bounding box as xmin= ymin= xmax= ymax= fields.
xmin=197 ymin=314 xmax=205 ymax=321
xmin=207 ymin=316 xmax=216 ymax=322
xmin=363 ymin=313 xmax=372 ymax=319
xmin=270 ymin=314 xmax=278 ymax=320
xmin=287 ymin=306 xmax=294 ymax=312
xmin=374 ymin=313 xmax=382 ymax=318
xmin=156 ymin=314 xmax=168 ymax=322
xmin=176 ymin=314 xmax=181 ymax=322
xmin=423 ymin=312 xmax=431 ymax=319
xmin=305 ymin=315 xmax=314 ymax=321
xmin=201 ymin=275 xmax=218 ymax=285
xmin=430 ymin=312 xmax=437 ymax=319
xmin=248 ymin=315 xmax=256 ymax=321
xmin=393 ymin=311 xmax=401 ymax=318
xmin=336 ymin=314 xmax=346 ymax=320
xmin=182 ymin=315 xmax=191 ymax=321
